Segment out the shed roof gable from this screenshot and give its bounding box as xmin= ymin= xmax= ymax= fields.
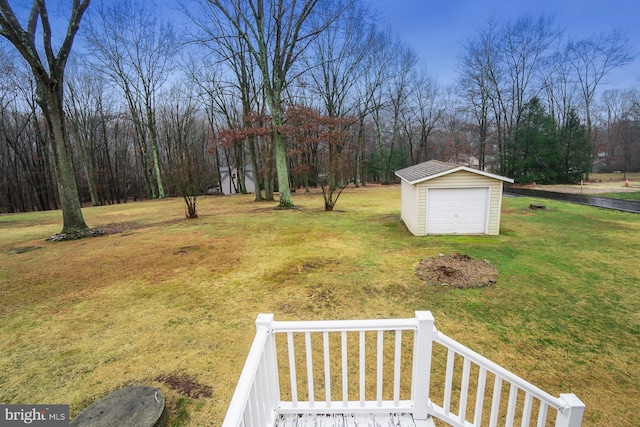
xmin=395 ymin=160 xmax=514 ymax=185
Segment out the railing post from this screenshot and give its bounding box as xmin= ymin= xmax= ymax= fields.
xmin=554 ymin=393 xmax=585 ymax=427
xmin=255 ymin=313 xmax=274 ymax=331
xmin=222 ymin=314 xmax=275 ymax=427
xmin=256 ymin=314 xmax=279 ymax=406
xmin=412 ymin=311 xmax=434 ymax=421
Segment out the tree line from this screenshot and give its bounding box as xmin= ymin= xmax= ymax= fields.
xmin=1 ymin=1 xmax=638 ymax=229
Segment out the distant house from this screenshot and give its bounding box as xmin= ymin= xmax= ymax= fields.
xmin=395 ymin=160 xmax=514 ymax=236
xmin=219 ymin=165 xmax=256 ymax=195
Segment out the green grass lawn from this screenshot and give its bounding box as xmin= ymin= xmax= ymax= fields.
xmin=1 ymin=186 xmax=639 ymax=426
xmin=597 ymin=191 xmax=640 ymax=201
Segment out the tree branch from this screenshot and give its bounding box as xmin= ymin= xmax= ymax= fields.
xmin=56 ymin=0 xmax=90 ymax=78
xmin=34 ymin=0 xmax=56 ymax=73
xmin=0 ymin=1 xmax=48 ymax=81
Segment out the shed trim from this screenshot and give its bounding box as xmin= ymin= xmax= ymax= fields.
xmin=395 ymin=160 xmax=514 ymax=185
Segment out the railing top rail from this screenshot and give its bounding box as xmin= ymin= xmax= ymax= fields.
xmin=221 ymin=327 xmax=271 ymax=427
xmin=436 ymin=331 xmax=567 ymax=412
xmin=270 ymin=317 xmax=419 ymax=333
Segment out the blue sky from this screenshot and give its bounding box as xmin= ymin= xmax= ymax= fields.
xmin=5 ymin=0 xmax=638 ymax=90
xmin=369 ymin=0 xmax=640 ymax=89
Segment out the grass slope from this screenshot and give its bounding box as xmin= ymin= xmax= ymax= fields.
xmin=1 ymin=186 xmax=639 ymax=426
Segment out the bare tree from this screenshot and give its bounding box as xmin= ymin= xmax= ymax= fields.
xmin=66 ymin=64 xmax=102 ymax=206
xmin=597 ymin=89 xmax=639 ymax=174
xmin=347 ymin=27 xmax=389 ymax=185
xmin=566 ymin=30 xmax=635 ymax=145
xmin=458 ymin=22 xmax=501 ymax=170
xmin=460 ymin=16 xmax=561 ymax=175
xmin=304 ymin=2 xmax=371 ymax=119
xmin=542 ymin=51 xmax=580 ymax=129
xmin=158 ymin=85 xmax=210 ymax=218
xmin=501 ymin=16 xmax=561 ymax=127
xmin=303 ymin=2 xmax=372 ymax=189
xmin=185 ymin=5 xmax=269 ymax=201
xmin=381 ymin=42 xmax=417 ymax=183
xmin=363 ymin=30 xmax=404 ymax=183
xmin=84 ymin=0 xmax=178 ymax=199
xmin=408 ymin=71 xmax=444 ymax=165
xmin=201 ymin=0 xmax=352 ymax=208
xmin=1 ymin=66 xmax=59 ymax=213
xmin=0 ymin=0 xmax=91 ymax=234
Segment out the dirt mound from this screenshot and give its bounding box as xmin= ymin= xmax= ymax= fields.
xmin=415 ymin=253 xmax=498 ymax=289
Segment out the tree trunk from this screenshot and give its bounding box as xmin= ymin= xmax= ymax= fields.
xmin=269 ymin=100 xmax=293 ymax=207
xmin=74 ymin=126 xmax=101 ymax=206
xmin=264 ymin=135 xmax=275 ymax=201
xmin=273 ymin=130 xmax=293 ymax=207
xmin=43 ymin=90 xmax=89 ymax=234
xmin=145 ymin=100 xmax=165 ymax=198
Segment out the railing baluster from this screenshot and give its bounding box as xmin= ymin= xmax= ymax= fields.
xmin=323 ymin=331 xmax=331 ymax=406
xmin=489 ymin=376 xmax=502 ymax=427
xmin=359 ymin=330 xmax=365 ymax=406
xmin=459 ymin=357 xmax=471 ymax=424
xmin=376 ymin=330 xmax=384 ymax=406
xmin=260 ymin=374 xmax=269 ymax=425
xmin=393 ymin=330 xmax=402 ymax=405
xmin=521 ymin=392 xmax=534 ymax=427
xmin=506 ymin=384 xmax=518 ymax=427
xmin=537 ymin=401 xmax=549 ymax=427
xmin=255 ymin=354 xmax=267 ymax=421
xmin=287 ymin=332 xmax=298 ymax=407
xmin=473 ymin=366 xmax=487 ymax=425
xmin=443 ymin=348 xmax=455 ymax=415
xmin=341 ymin=331 xmax=348 ymax=406
xmin=265 ymin=333 xmax=280 ymax=415
xmin=305 ymin=332 xmax=314 ymax=406
xmin=248 ymin=384 xmax=258 ymax=427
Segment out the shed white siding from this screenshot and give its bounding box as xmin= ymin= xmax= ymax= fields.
xmin=220 ymin=165 xmax=256 ymax=195
xmin=400 ymin=179 xmax=419 ymax=235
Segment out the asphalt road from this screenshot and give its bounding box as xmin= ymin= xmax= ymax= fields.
xmin=504 ymin=187 xmax=640 ymax=214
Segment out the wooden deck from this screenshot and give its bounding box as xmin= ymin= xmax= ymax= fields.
xmin=275 ymin=413 xmax=433 ymax=426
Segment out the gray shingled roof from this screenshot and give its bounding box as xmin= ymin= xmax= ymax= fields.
xmin=395 ymin=160 xmax=514 ymax=184
xmin=395 ymin=160 xmax=459 ymax=183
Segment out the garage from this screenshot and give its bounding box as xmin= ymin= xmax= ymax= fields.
xmin=426 ymin=187 xmax=489 ymax=234
xmin=395 ymin=160 xmax=513 ymax=236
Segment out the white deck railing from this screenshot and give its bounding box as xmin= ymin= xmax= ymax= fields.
xmin=222 ymin=311 xmax=584 ymax=427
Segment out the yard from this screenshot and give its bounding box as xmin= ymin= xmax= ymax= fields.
xmin=1 ymin=185 xmax=639 ymax=426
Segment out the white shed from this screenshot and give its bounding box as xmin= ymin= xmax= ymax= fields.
xmin=219 ymin=165 xmax=256 ymax=195
xmin=395 ymin=160 xmax=514 ymax=236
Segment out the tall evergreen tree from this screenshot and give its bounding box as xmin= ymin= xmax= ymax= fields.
xmin=558 ymin=108 xmax=591 ymax=182
xmin=507 ymin=97 xmax=560 ymax=183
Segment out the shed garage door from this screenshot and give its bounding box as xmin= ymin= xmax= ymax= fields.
xmin=426 ymin=187 xmax=489 ymax=234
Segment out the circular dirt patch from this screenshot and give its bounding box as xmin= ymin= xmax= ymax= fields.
xmin=415 ymin=253 xmax=498 ymax=289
